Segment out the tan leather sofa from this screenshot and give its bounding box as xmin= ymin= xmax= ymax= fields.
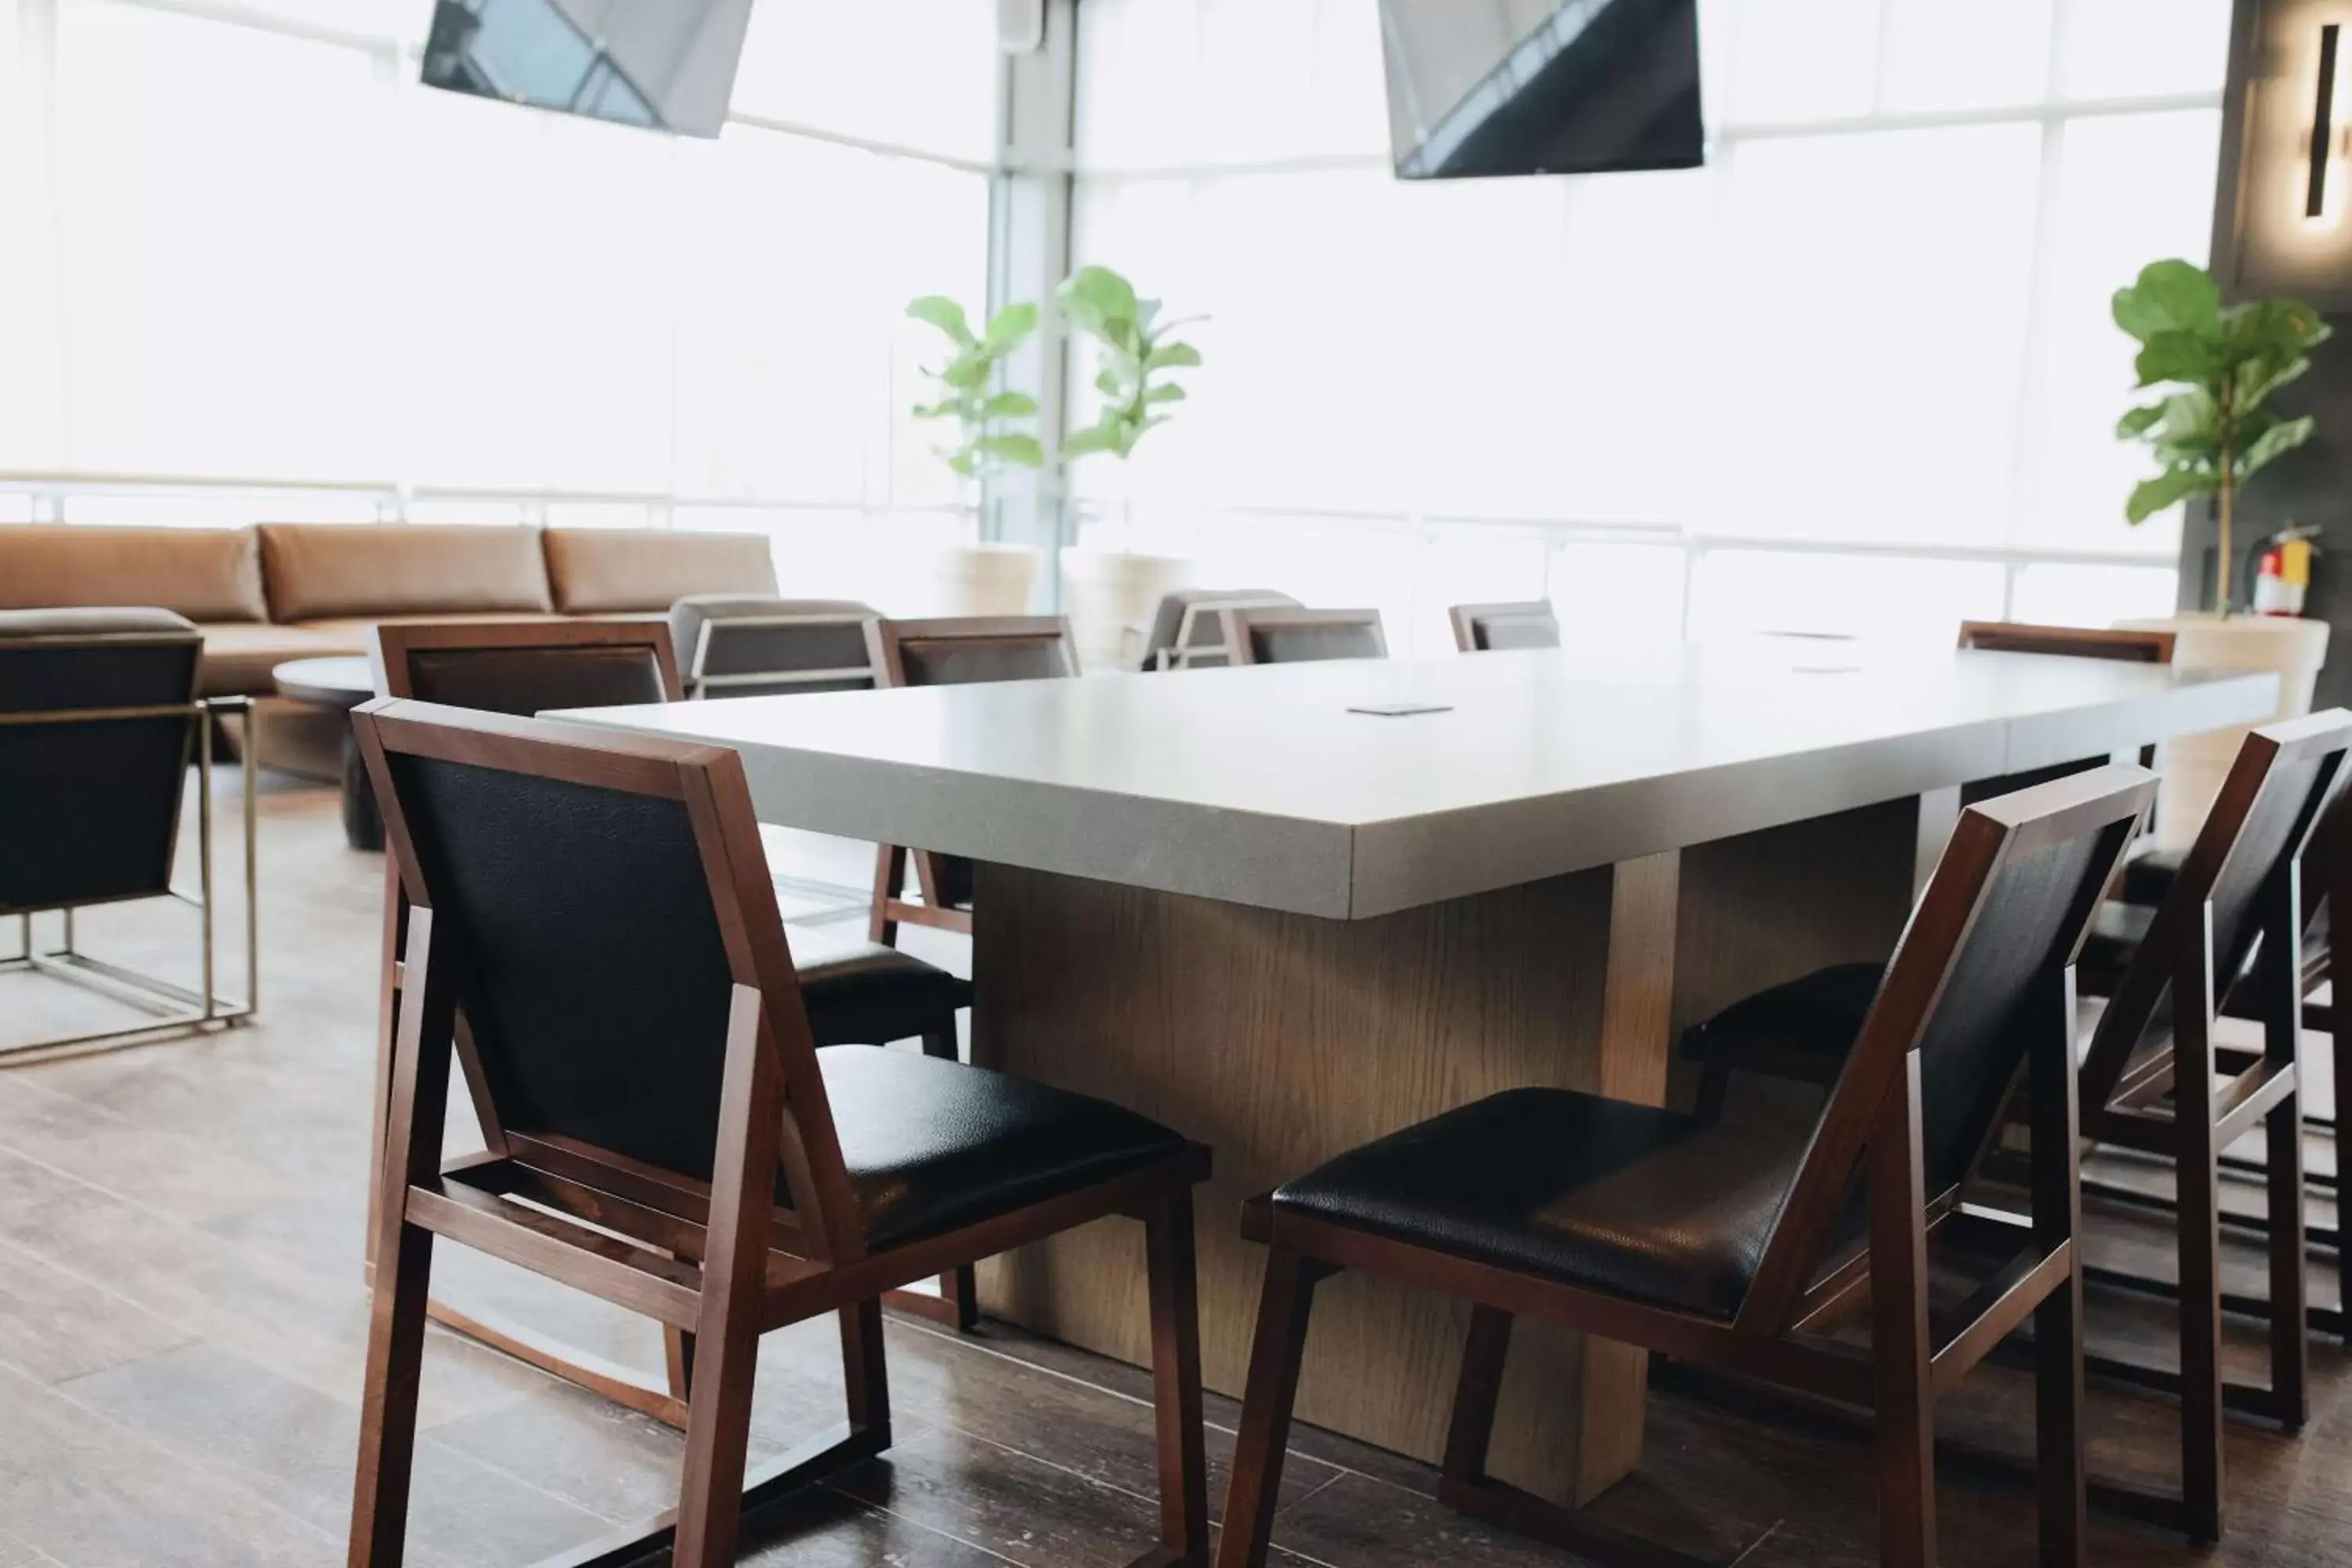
xmin=0 ymin=523 xmax=779 ymax=697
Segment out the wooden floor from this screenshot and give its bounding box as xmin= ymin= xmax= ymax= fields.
xmin=8 ymin=775 xmax=2352 ymax=1566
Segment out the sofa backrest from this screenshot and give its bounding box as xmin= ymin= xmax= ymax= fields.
xmin=0 ymin=525 xmax=270 ymax=623
xmin=259 ymin=524 xmax=554 ymax=622
xmin=543 ymin=528 xmax=779 ymax=615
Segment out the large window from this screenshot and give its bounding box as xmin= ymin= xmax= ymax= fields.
xmin=0 ymin=0 xmax=995 ymax=592
xmin=1070 ymin=0 xmax=2227 ymax=654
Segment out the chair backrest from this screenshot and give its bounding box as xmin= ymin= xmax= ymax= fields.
xmin=1957 ymin=622 xmax=2175 ymax=664
xmin=870 ymin=616 xmax=1077 ymax=688
xmin=1739 ymin=764 xmax=2155 ymax=1329
xmin=1450 ymin=601 xmax=1562 ymax=653
xmin=1139 ymin=590 xmax=1300 ymax=671
xmin=354 ymin=699 xmax=864 ymax=1258
xmin=0 ymin=608 xmax=203 ymax=914
xmin=1222 ymin=607 xmax=1388 ymax=666
xmin=2082 ymin=710 xmax=2352 ymax=1102
xmin=668 ymin=596 xmax=881 ymax=699
xmin=372 ymin=619 xmax=682 ymax=713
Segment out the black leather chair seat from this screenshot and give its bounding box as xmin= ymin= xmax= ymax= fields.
xmin=818 ymin=1045 xmax=1187 ymax=1249
xmin=1270 ymin=1090 xmax=1809 ymax=1320
xmin=2116 ymin=845 xmax=2186 ymax=909
xmin=1679 ymin=961 xmax=1883 ymax=1084
xmin=2076 ymin=900 xmax=2153 ymax=989
xmin=793 ymin=924 xmax=973 ymax=1047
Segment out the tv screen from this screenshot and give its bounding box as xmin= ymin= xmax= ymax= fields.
xmin=1379 ymin=0 xmax=1704 ymax=180
xmin=420 ymin=0 xmax=753 ymax=138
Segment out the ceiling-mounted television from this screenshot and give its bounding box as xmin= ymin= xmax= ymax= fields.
xmin=1379 ymin=0 xmax=1704 ymax=180
xmin=420 ymin=0 xmax=753 ymax=138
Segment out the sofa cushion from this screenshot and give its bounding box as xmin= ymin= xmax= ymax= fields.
xmin=543 ymin=528 xmax=779 ymax=615
xmin=197 ymin=621 xmax=371 ymax=698
xmin=258 ymin=524 xmax=554 ymax=622
xmin=0 ymin=526 xmax=268 ymax=622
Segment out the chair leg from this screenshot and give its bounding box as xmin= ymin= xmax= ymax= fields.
xmin=1870 ymin=1059 xmax=1936 ymax=1568
xmin=1214 ymin=1248 xmax=1324 ymax=1568
xmin=2176 ymin=1115 xmax=2226 ymax=1544
xmin=664 ymin=1327 xmax=695 ymax=1404
xmin=840 ymin=1296 xmax=892 ymax=1442
xmin=921 ymin=1025 xmax=979 ymax=1332
xmin=347 ymin=1219 xmax=436 ymax=1568
xmin=2035 ymin=1254 xmax=2088 ymax=1567
xmin=1440 ymin=1305 xmax=1512 ymax=1488
xmin=2337 ymin=975 xmax=2352 ymax=1346
xmin=2267 ymin=1091 xmax=2310 ymax=1432
xmin=1145 ymin=1188 xmax=1209 ymax=1566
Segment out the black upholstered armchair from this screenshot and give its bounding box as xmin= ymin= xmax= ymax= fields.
xmin=0 ymin=608 xmax=256 ymax=1058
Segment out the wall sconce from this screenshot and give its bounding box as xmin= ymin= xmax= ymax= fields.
xmin=2307 ymin=22 xmax=2348 ymax=227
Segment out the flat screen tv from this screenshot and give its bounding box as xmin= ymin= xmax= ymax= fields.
xmin=420 ymin=0 xmax=753 ymax=138
xmin=1379 ymin=0 xmax=1704 ymax=180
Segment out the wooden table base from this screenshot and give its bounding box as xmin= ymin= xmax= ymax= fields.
xmin=970 ymin=797 xmax=1920 ymax=1504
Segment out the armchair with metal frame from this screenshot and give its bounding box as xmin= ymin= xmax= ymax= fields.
xmin=864 ymin=615 xmax=1079 ymax=945
xmin=1682 ymin=712 xmax=2352 ymax=1543
xmin=1218 ymin=606 xmax=1388 ymax=666
xmin=0 ymin=608 xmax=256 ymax=1062
xmin=667 ymin=594 xmax=884 ymax=700
xmin=347 ymin=698 xmax=1210 ymax=1568
xmin=1217 ymin=765 xmax=2154 ymax=1568
xmin=1137 ymin=590 xmax=1301 ymax=671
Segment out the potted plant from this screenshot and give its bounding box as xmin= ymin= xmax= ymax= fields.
xmin=1054 ymin=264 xmax=1206 ymax=671
xmin=905 ymin=294 xmax=1048 ymax=616
xmin=2109 ymin=258 xmax=2334 ymax=844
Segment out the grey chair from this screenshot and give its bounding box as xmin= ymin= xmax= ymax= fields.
xmin=1450 ymin=600 xmax=1562 ymax=652
xmin=1138 ymin=589 xmax=1301 ymax=671
xmin=1221 ymin=606 xmax=1388 ymax=666
xmin=667 ymin=595 xmax=884 ymax=699
xmin=0 ymin=607 xmax=256 ymax=1059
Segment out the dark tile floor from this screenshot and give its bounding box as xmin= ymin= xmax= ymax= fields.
xmin=6 ymin=775 xmax=2352 ymax=1566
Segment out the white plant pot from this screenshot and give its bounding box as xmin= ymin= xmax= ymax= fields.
xmin=1060 ymin=548 xmax=1192 ymax=675
xmin=2115 ymin=612 xmax=2331 ymax=848
xmin=924 ymin=542 xmax=1041 ymax=619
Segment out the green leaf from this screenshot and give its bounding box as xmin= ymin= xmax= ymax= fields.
xmin=978 ymin=390 xmax=1037 ymax=419
xmin=1094 ymin=367 xmax=1128 ymax=397
xmin=982 ymin=301 xmax=1040 ymax=350
xmin=1144 ymin=341 xmax=1203 ymax=372
xmin=2132 ymin=330 xmax=2214 ymax=387
xmin=910 ymin=397 xmax=963 ymax=420
xmin=2238 ymin=414 xmax=2316 ymax=480
xmin=941 ymin=352 xmax=992 ymax=390
xmin=1059 ymin=265 xmax=1139 ymax=327
xmin=1060 ymin=422 xmax=1125 ymax=459
xmin=973 ymin=433 xmax=1045 ymax=468
xmin=2125 ymin=466 xmax=2212 ymax=523
xmin=2113 ymin=260 xmax=2220 ymax=343
xmin=1142 ymin=383 xmax=1188 ymax=404
xmin=906 ymin=295 xmax=975 ymax=346
xmin=2116 ymin=404 xmax=2166 ymax=438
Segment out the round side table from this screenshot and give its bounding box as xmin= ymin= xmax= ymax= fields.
xmin=273 ymin=656 xmax=382 ymax=851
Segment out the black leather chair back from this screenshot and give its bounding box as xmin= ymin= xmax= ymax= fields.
xmin=405 ymin=644 xmax=669 ymax=716
xmin=894 ymin=629 xmax=1074 ymax=686
xmin=0 ymin=608 xmax=201 ymax=914
xmin=670 ymin=596 xmax=880 ymax=698
xmin=380 ymin=741 xmax=748 ymax=1187
xmin=1471 ymin=611 xmax=1561 ymax=652
xmin=1237 ymin=610 xmax=1387 ymax=666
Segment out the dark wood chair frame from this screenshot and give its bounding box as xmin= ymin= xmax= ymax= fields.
xmin=1956 ymin=622 xmax=2177 ymax=665
xmin=1217 ymin=606 xmax=1388 ymax=666
xmin=1691 ymin=713 xmax=2352 ymax=1544
xmin=684 ymin=608 xmax=883 ymax=699
xmin=365 ymin=620 xmax=966 ymax=1406
xmin=862 ymin=615 xmax=1078 ymax=946
xmin=348 ymin=698 xmax=1211 ymax=1568
xmin=1216 ymin=767 xmax=2158 ymax=1568
xmin=1447 ymin=600 xmax=1560 ymax=654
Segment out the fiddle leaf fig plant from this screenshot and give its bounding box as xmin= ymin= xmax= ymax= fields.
xmin=2113 ymin=259 xmax=2330 ymax=611
xmin=1057 ymin=265 xmax=1203 ymax=461
xmin=907 ymin=295 xmax=1045 ymax=478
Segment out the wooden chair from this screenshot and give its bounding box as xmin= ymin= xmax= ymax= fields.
xmin=1450 ymin=601 xmax=1561 ymax=653
xmin=1216 ymin=766 xmax=2153 ymax=1568
xmin=865 ymin=616 xmax=1078 ymax=945
xmin=1685 ymin=713 xmax=2352 ymax=1541
xmin=1957 ymin=621 xmax=2176 ymax=664
xmin=348 ymin=699 xmax=1210 ymax=1568
xmin=1138 ymin=590 xmax=1300 ymax=671
xmin=1219 ymin=607 xmax=1388 ymax=666
xmin=667 ymin=595 xmax=883 ymax=699
xmin=369 ymin=619 xmax=978 ymax=1390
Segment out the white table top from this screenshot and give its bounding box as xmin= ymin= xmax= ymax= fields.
xmin=553 ymin=641 xmax=2280 ymax=920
